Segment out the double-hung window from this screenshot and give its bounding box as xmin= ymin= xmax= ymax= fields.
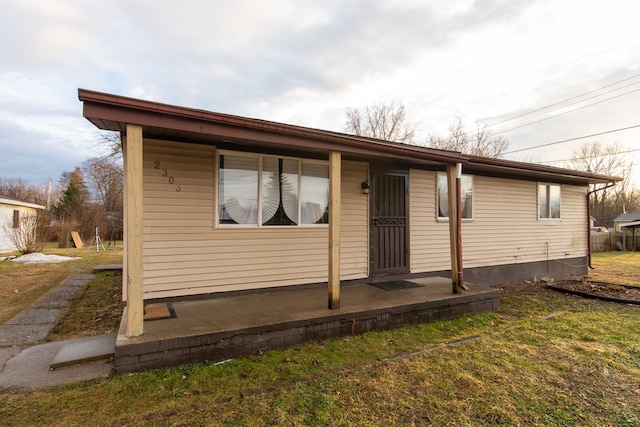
xmin=218 ymin=152 xmax=329 ymax=227
xmin=538 ymin=183 xmax=561 ymax=219
xmin=437 ymin=173 xmax=473 ymax=220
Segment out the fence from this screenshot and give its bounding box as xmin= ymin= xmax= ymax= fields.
xmin=591 ymin=232 xmax=640 ymax=253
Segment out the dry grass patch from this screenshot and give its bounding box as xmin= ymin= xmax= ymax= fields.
xmin=47 ymin=270 xmax=124 ymax=341
xmin=590 ymin=252 xmax=640 ymax=286
xmin=0 ymin=247 xmax=122 ymax=324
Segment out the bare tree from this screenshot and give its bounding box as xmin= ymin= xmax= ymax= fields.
xmin=345 ymin=100 xmax=415 ymax=143
xmin=566 ymin=142 xmax=636 ymax=227
xmin=83 ymin=157 xmax=124 ymax=243
xmin=0 ymin=177 xmax=47 ymax=205
xmin=426 ymin=116 xmax=509 ymax=158
xmin=95 ymin=131 xmax=123 ymax=159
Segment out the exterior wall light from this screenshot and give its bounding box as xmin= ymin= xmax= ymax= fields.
xmin=361 ymin=181 xmax=370 ymax=194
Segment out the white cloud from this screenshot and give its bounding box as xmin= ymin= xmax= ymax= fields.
xmin=0 ymin=0 xmax=638 ymax=187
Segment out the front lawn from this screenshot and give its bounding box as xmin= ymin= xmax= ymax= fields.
xmin=1 ymin=251 xmax=639 ymax=425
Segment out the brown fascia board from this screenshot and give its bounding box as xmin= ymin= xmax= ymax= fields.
xmin=78 ymin=89 xmax=466 ymax=165
xmin=465 ymin=155 xmax=621 ymax=185
xmin=78 ymin=89 xmax=619 ymax=184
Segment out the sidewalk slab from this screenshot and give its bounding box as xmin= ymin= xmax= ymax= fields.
xmin=5 ymin=308 xmax=62 ymax=325
xmin=62 ymin=275 xmax=95 ymax=287
xmin=51 ymin=333 xmax=116 ymax=369
xmin=34 ymin=286 xmax=83 ymax=308
xmin=0 ymin=324 xmax=52 ymax=347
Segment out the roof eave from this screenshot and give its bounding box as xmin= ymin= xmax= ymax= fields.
xmin=465 ymin=155 xmax=621 ymax=185
xmin=79 ymin=89 xmax=467 ymax=165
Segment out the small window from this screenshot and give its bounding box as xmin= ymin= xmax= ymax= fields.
xmin=538 ymin=183 xmax=561 ymax=219
xmin=12 ymin=210 xmax=19 ymax=228
xmin=437 ymin=173 xmax=473 ymax=220
xmin=218 ymin=152 xmax=329 ymax=227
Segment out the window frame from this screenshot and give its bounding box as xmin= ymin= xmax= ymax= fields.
xmin=216 ymin=150 xmax=329 ymax=229
xmin=436 ymin=172 xmax=474 ymax=221
xmin=538 ymin=183 xmax=562 ymax=220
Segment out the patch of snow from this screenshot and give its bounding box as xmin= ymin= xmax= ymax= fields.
xmin=10 ymin=253 xmax=81 ymax=263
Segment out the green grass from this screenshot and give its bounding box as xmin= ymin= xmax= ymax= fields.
xmin=1 ymin=252 xmax=640 ymax=425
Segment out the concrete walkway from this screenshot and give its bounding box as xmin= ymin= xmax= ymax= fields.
xmin=0 ymin=272 xmax=116 ymax=391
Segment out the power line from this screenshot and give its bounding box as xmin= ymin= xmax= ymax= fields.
xmin=493 ymin=88 xmax=640 ymax=136
xmin=481 ymin=73 xmax=640 ymax=133
xmin=484 ymin=80 xmax=640 ymax=134
xmin=503 ymin=124 xmax=640 ymax=155
xmin=538 ymin=147 xmax=640 ymax=164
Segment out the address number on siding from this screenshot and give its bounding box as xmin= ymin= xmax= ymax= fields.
xmin=154 ymin=161 xmax=181 ymax=192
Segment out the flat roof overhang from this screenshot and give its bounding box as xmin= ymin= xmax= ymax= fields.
xmin=464 ymin=156 xmax=620 ymax=186
xmin=78 ymin=89 xmax=621 ymax=185
xmin=79 ymin=89 xmax=465 ymax=168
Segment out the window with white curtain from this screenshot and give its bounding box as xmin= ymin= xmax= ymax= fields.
xmin=218 ymin=152 xmax=329 ymax=226
xmin=437 ymin=173 xmax=474 ymax=220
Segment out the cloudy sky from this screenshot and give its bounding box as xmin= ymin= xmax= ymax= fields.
xmin=1 ymin=0 xmax=639 ymax=188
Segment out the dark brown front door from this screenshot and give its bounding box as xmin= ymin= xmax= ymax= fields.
xmin=371 ymin=171 xmax=409 ymax=276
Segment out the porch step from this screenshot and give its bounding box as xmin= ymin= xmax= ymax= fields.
xmin=93 ymin=264 xmax=123 ymax=273
xmin=50 ymin=334 xmax=117 ymax=370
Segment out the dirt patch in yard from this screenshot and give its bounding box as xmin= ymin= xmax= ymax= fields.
xmin=495 ymin=278 xmax=640 ymax=301
xmin=548 ymin=280 xmax=640 ymax=304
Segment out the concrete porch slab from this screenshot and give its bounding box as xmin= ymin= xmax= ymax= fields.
xmin=114 ymin=278 xmax=499 ymax=373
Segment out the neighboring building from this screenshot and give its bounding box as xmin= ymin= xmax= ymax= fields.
xmin=613 ymin=212 xmax=640 ymax=232
xmin=78 ymin=89 xmax=619 ymax=338
xmin=0 ymin=196 xmax=46 ymax=253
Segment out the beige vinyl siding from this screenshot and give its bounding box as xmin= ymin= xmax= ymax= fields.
xmin=410 ymin=169 xmax=588 ymax=273
xmin=409 ymin=169 xmax=451 ymax=272
xmin=142 ymin=139 xmax=368 ymax=299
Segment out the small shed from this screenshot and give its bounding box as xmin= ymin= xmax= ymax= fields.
xmin=0 ymin=196 xmax=46 ymax=253
xmin=620 ymin=220 xmax=640 ymax=251
xmin=613 ymin=212 xmax=640 ymax=232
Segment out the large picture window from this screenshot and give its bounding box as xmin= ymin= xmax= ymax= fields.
xmin=538 ymin=183 xmax=561 ymax=219
xmin=437 ymin=173 xmax=473 ymax=220
xmin=218 ymin=152 xmax=329 ymax=226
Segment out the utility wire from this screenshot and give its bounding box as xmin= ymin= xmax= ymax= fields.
xmin=503 ymin=124 xmax=640 ymax=155
xmin=493 ymin=88 xmax=640 ymax=136
xmin=538 ymin=147 xmax=640 ymax=164
xmin=481 ymin=73 xmax=640 ymax=133
xmin=483 ymin=80 xmax=640 ymax=133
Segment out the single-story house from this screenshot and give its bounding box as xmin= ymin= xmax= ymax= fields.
xmin=0 ymin=196 xmax=46 ymax=253
xmin=78 ymin=89 xmax=619 ymax=340
xmin=613 ymin=212 xmax=640 ymax=232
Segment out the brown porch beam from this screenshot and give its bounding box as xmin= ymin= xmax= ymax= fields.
xmin=447 ymin=163 xmax=464 ymax=293
xmin=124 ymin=124 xmax=144 ymax=337
xmin=328 ymin=151 xmax=341 ymax=309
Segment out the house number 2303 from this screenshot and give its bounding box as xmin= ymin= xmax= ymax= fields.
xmin=154 ymin=161 xmax=181 ymax=192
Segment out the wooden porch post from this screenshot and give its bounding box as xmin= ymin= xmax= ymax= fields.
xmin=328 ymin=151 xmax=341 ymax=309
xmin=124 ymin=124 xmax=144 ymax=337
xmin=447 ymin=163 xmax=464 ymax=293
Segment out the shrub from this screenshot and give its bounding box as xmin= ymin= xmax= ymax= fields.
xmin=4 ymin=210 xmax=53 ymax=254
